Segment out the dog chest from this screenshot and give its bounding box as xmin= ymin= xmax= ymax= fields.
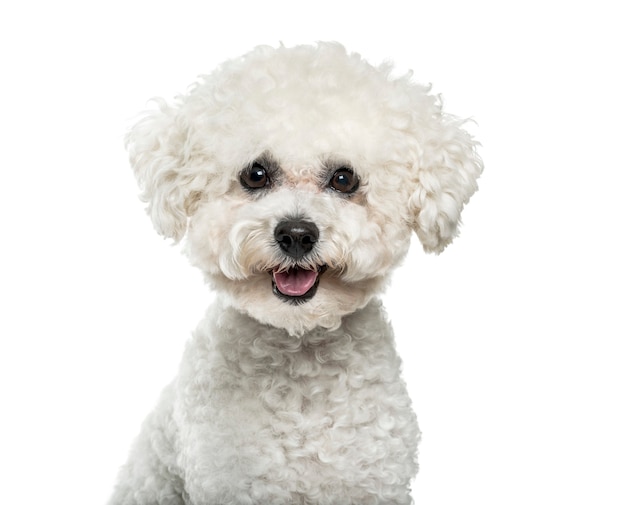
xmin=175 ymin=300 xmax=419 ymax=503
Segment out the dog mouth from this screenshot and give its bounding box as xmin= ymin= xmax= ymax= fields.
xmin=271 ymin=265 xmax=327 ymax=304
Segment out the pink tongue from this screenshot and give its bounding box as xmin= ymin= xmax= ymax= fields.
xmin=273 ymin=268 xmax=318 ymax=296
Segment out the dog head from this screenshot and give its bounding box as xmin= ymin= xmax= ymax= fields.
xmin=126 ymin=43 xmax=482 ymax=334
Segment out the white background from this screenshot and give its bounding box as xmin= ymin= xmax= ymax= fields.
xmin=1 ymin=1 xmax=624 ymax=503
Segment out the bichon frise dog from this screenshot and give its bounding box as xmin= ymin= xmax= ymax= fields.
xmin=109 ymin=42 xmax=482 ymax=505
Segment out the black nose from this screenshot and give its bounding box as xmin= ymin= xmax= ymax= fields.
xmin=274 ymin=219 xmax=319 ymax=259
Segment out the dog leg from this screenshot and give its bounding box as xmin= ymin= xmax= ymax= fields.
xmin=108 ymin=383 xmax=185 ymax=505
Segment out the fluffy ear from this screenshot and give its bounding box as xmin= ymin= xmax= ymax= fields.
xmin=125 ymin=99 xmax=207 ymax=242
xmin=408 ymin=107 xmax=483 ymax=253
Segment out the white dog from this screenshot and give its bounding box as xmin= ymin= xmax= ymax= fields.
xmin=109 ymin=42 xmax=482 ymax=505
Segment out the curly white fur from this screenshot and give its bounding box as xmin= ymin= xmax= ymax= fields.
xmin=110 ymin=42 xmax=482 ymax=504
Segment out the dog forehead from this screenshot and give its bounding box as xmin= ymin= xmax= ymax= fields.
xmin=180 ymin=44 xmax=432 ymax=185
xmin=210 ymin=43 xmax=389 ymax=99
xmin=187 ymin=45 xmax=416 ymax=156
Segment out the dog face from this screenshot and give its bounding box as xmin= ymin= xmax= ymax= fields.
xmin=185 ymin=150 xmax=413 ymax=334
xmin=127 ymin=43 xmax=482 ymax=334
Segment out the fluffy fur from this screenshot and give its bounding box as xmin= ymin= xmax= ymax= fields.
xmin=110 ymin=42 xmax=482 ymax=504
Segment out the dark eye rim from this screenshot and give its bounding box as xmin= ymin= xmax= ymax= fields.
xmin=240 ymin=162 xmax=271 ymax=190
xmin=328 ymin=167 xmax=360 ymax=194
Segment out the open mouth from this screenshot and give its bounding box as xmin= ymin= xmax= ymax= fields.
xmin=271 ymin=265 xmax=327 ymax=304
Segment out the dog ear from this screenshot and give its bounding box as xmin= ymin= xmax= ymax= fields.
xmin=125 ymin=99 xmax=206 ymax=242
xmin=408 ymin=104 xmax=483 ymax=253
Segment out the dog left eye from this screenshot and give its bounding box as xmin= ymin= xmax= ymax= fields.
xmin=241 ymin=163 xmax=270 ymax=190
xmin=329 ymin=168 xmax=359 ymax=194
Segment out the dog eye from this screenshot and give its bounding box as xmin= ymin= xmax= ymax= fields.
xmin=241 ymin=163 xmax=270 ymax=190
xmin=329 ymin=168 xmax=359 ymax=194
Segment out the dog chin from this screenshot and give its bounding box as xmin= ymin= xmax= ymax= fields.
xmin=210 ymin=264 xmax=384 ymax=336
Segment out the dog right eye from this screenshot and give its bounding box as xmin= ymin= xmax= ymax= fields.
xmin=240 ymin=163 xmax=270 ymax=190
